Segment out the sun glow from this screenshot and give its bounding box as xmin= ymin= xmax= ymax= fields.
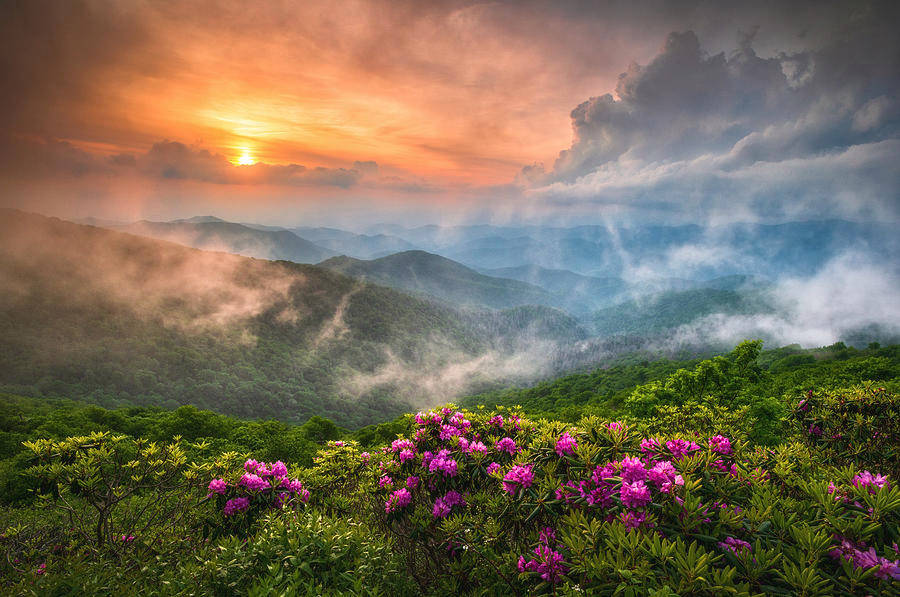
xmin=236 ymin=149 xmax=255 ymax=165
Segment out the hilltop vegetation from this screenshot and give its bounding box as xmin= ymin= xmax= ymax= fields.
xmin=1 ymin=340 xmax=898 ymax=594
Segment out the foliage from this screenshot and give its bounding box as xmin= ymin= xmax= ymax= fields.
xmin=23 ymin=432 xmax=203 ymax=553
xmin=790 ymin=384 xmax=900 ymax=478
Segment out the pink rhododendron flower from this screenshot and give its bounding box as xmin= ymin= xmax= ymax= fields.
xmin=391 ymin=439 xmax=414 ymax=453
xmin=640 ymin=438 xmax=662 ymax=454
xmin=620 ymin=456 xmax=648 ymax=483
xmin=502 ymin=465 xmax=534 ymax=494
xmin=378 ymin=475 xmax=393 ymax=488
xmin=852 ymin=470 xmax=890 ymax=492
xmin=239 ymin=473 xmax=270 ymax=491
xmin=223 ymin=497 xmax=250 ymax=516
xmin=486 ymin=462 xmax=501 ymax=475
xmin=718 ymin=536 xmax=752 ymax=555
xmin=385 ymin=488 xmax=412 ymax=513
xmin=555 ymin=432 xmax=578 ymax=457
xmin=666 ymin=439 xmax=701 ymax=460
xmin=620 ymin=480 xmax=651 ymax=509
xmin=428 ymin=450 xmax=459 ymax=477
xmin=406 ymin=476 xmax=419 ymax=489
xmin=208 ymin=478 xmax=227 ymax=495
xmin=708 ymin=435 xmax=733 ymax=456
xmin=495 ymin=437 xmax=517 ymax=455
xmin=270 ymin=461 xmax=288 ymax=478
xmin=467 ymin=441 xmax=487 ymax=455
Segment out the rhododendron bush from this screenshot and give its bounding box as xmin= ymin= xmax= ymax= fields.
xmin=6 ymin=393 xmax=900 ymax=595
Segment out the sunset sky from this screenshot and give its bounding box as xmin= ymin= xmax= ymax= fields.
xmin=1 ymin=0 xmax=898 ymax=226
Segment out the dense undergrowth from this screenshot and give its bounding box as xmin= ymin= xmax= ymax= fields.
xmin=1 ymin=341 xmax=899 ymax=595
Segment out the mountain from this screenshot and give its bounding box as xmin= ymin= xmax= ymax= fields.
xmin=292 ymin=227 xmax=419 ymax=259
xmin=108 ymin=220 xmax=337 ymax=264
xmin=363 ymin=221 xmax=898 ymax=279
xmin=590 ymin=287 xmax=774 ymax=337
xmin=0 ymin=211 xmax=593 ymax=427
xmin=479 ymin=265 xmax=628 ymax=313
xmin=318 ymin=251 xmax=557 ymax=310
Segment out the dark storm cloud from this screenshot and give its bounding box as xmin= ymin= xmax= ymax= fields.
xmin=531 ymin=0 xmax=900 ymax=222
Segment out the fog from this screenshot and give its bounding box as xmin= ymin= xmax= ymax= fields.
xmin=667 ymin=252 xmax=900 ymax=349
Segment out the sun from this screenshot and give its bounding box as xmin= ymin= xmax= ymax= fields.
xmin=236 ymin=149 xmax=255 ymax=165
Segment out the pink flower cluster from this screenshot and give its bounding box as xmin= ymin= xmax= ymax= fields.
xmin=239 ymin=473 xmax=271 ymax=491
xmin=208 ymin=458 xmax=309 ymax=518
xmin=208 ymin=478 xmax=227 ymax=495
xmin=666 ymin=439 xmax=701 ymax=460
xmin=708 ymin=435 xmax=733 ymax=456
xmin=385 ymin=488 xmax=412 ymax=513
xmin=223 ymin=496 xmax=250 ymax=516
xmin=555 ymin=432 xmax=578 ymax=457
xmin=830 ymin=537 xmax=900 ymax=580
xmin=620 ymin=480 xmax=652 ymax=509
xmin=718 ymin=536 xmax=752 ymax=555
xmin=502 ymin=465 xmax=534 ymax=494
xmin=426 ymin=449 xmax=459 ymax=477
xmin=432 ymin=490 xmax=465 ymax=518
xmin=495 ymin=437 xmax=517 ymax=455
xmin=518 ymin=527 xmax=568 ymax=584
xmin=852 ymin=470 xmax=890 ymax=493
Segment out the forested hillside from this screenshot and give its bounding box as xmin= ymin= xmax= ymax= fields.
xmin=0 ymin=211 xmax=579 ymax=427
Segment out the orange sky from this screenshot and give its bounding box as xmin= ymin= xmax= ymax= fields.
xmin=2 ymin=1 xmax=682 ymax=186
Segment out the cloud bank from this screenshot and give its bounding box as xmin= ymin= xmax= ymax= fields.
xmin=528 ymin=4 xmax=900 ymax=223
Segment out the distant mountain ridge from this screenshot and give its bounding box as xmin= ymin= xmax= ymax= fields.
xmin=318 ymin=250 xmax=556 ymax=310
xmin=108 ymin=220 xmax=337 ymax=263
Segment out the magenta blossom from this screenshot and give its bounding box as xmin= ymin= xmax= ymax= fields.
xmin=620 ymin=456 xmax=648 ymax=483
xmin=555 ymin=432 xmax=578 ymax=457
xmin=385 ymin=488 xmax=412 ymax=513
xmin=496 ymin=437 xmax=517 ymax=455
xmin=223 ymin=497 xmax=250 ymax=516
xmin=239 ymin=473 xmax=270 ymax=491
xmin=620 ymin=480 xmax=652 ymax=509
xmin=207 ymin=478 xmax=227 ymax=495
xmin=502 ymin=465 xmax=534 ymax=495
xmin=852 ymin=470 xmax=890 ymax=493
xmin=708 ymin=435 xmax=733 ymax=456
xmin=666 ymin=439 xmax=701 ymax=460
xmin=486 ymin=462 xmax=501 ymax=475
xmin=718 ymin=536 xmax=752 ymax=555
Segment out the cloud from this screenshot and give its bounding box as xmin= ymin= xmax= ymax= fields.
xmin=668 ymin=252 xmax=900 ymax=348
xmin=1 ymin=137 xmax=374 ymax=189
xmin=527 ymin=1 xmax=900 ymax=223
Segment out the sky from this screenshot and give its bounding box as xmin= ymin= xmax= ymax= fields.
xmin=1 ymin=0 xmax=898 ymax=227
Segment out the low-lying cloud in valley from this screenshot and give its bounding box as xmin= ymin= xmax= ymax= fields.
xmin=668 ymin=252 xmax=900 ymax=349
